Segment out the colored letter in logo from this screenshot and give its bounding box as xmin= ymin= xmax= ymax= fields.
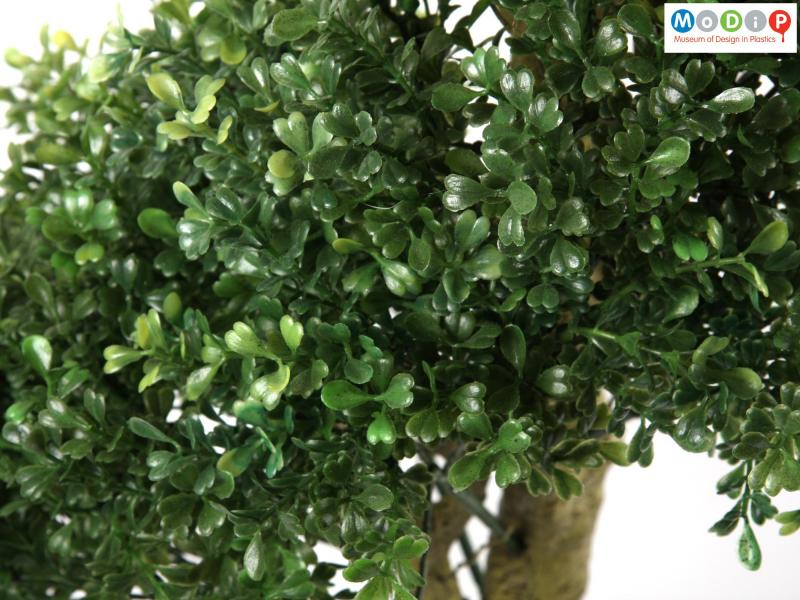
xmin=721 ymin=10 xmax=743 ymax=32
xmin=745 ymin=10 xmax=767 ymax=32
xmin=671 ymin=9 xmax=695 ymax=33
xmin=770 ymin=10 xmax=791 ymax=41
xmin=696 ymin=10 xmax=718 ymax=32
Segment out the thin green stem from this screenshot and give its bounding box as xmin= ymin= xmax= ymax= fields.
xmin=459 ymin=532 xmax=485 ymax=599
xmin=433 ymin=473 xmax=521 ymax=552
xmin=675 ymin=254 xmax=744 ymax=274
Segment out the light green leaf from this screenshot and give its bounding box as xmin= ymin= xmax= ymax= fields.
xmin=146 ymin=72 xmax=184 ymax=110
xmin=270 ymin=7 xmax=318 ymax=42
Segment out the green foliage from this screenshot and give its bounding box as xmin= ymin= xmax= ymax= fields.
xmin=1 ymin=0 xmax=800 ymax=596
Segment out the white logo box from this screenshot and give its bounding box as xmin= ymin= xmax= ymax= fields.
xmin=664 ymin=3 xmax=797 ymax=54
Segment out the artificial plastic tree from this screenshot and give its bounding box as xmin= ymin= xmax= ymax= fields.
xmin=2 ymin=0 xmax=800 ymax=599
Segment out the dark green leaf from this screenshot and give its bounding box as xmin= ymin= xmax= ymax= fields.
xmin=705 ymin=88 xmax=755 ymax=114
xmin=355 ymin=484 xmax=394 ymax=511
xmin=431 ymin=83 xmax=482 ymax=112
xmin=127 ymin=417 xmax=179 ymax=447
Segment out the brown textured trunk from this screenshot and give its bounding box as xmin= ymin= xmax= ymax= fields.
xmin=419 ymin=439 xmax=485 ymax=599
xmin=421 ymin=483 xmax=485 ymax=599
xmin=484 ymin=465 xmax=609 ymax=600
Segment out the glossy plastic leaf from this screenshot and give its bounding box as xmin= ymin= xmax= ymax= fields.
xmin=271 ymin=7 xmax=317 ymax=41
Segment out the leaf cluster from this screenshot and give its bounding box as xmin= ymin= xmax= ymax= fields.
xmin=2 ymin=0 xmax=800 ymax=596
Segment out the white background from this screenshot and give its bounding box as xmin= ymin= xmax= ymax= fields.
xmin=2 ymin=2 xmax=799 ymax=599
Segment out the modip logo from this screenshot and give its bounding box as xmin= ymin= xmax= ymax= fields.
xmin=664 ymin=3 xmax=797 ymax=53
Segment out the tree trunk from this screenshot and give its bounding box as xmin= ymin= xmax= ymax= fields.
xmin=484 ymin=465 xmax=609 ymax=600
xmin=421 ymin=483 xmax=485 ymax=600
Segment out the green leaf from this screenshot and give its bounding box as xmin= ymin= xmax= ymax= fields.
xmin=450 ymin=382 xmax=486 ymax=414
xmin=24 ymin=273 xmax=55 ymax=313
xmin=186 ymin=365 xmax=218 ymax=401
xmin=781 ymin=134 xmax=800 ymax=164
xmin=738 ymin=521 xmax=762 ymax=571
xmin=191 ymin=95 xmax=216 ymax=124
xmin=495 ymin=420 xmax=531 ymax=453
xmin=367 ymin=413 xmax=396 ymax=445
xmin=457 ymin=412 xmax=493 ymax=440
xmin=196 ymin=501 xmax=226 ymax=537
xmin=127 ymin=417 xmax=178 ymax=447
xmin=595 ymin=19 xmax=626 ymax=56
xmin=408 ymin=235 xmax=432 ymax=272
xmin=507 ymin=181 xmax=537 ymax=214
xmin=582 ymin=66 xmax=615 ymax=99
xmin=172 ymin=181 xmax=203 ymax=211
xmin=780 ymin=451 xmax=800 ymax=492
xmin=194 ymin=75 xmax=225 ymax=102
xmin=157 ymin=121 xmax=193 ymax=141
xmin=431 ymin=83 xmax=482 ymax=112
xmin=646 ymin=137 xmax=691 ymax=171
xmin=674 ymin=406 xmax=714 ymax=453
xmin=552 ymin=468 xmax=583 ymax=500
xmin=21 ymin=335 xmax=52 ymax=377
xmin=217 ymin=115 xmax=233 ymax=143
xmin=500 ymin=325 xmax=526 ymax=376
xmin=664 ymin=286 xmax=699 ymax=321
xmin=618 ymin=4 xmax=653 ymax=37
xmin=722 ymin=368 xmax=764 ymax=399
xmin=393 ymin=535 xmax=429 ymax=559
xmin=146 ymin=72 xmax=184 ymax=110
xmin=345 ymin=358 xmax=373 ymax=384
xmin=270 ymin=7 xmax=317 ymax=41
xmin=87 ymin=54 xmax=119 ymax=83
xmin=599 ymin=440 xmax=630 ymax=466
xmin=244 ymin=531 xmax=266 ymax=580
xmin=91 ymin=200 xmax=118 ymax=231
xmin=268 ymin=149 xmax=298 ymax=179
xmin=138 ymin=208 xmax=178 ymax=240
xmin=343 ymin=559 xmax=380 ymax=582
xmin=500 ymin=70 xmax=534 ymax=112
xmin=442 ymin=175 xmax=493 ymax=211
xmin=672 ymin=234 xmax=707 ymax=262
xmin=217 ymin=446 xmax=255 ymax=478
xmin=35 ymin=142 xmax=81 ymax=165
xmin=64 ymin=189 xmax=94 ymax=225
xmin=448 ymin=451 xmax=487 ymax=491
xmin=378 ymin=374 xmax=414 ymax=409
xmin=705 ymin=88 xmax=755 ymax=114
xmin=707 ymin=217 xmax=724 ymax=251
xmin=529 ymin=94 xmax=563 ymax=132
xmin=536 ymin=365 xmax=571 ymax=398
xmin=355 ymin=577 xmax=392 ymax=600
xmin=74 ymin=242 xmax=105 ymax=265
xmin=163 ymin=292 xmax=182 ymax=323
xmin=320 ymin=380 xmax=372 ymax=410
xmin=692 ymin=336 xmax=729 ymax=366
xmin=744 ymin=221 xmax=789 ymax=255
xmin=549 ymin=9 xmax=581 ymax=49
xmin=355 ymin=483 xmax=393 ymax=511
xmin=550 ymin=237 xmax=587 ymax=276
xmin=279 ymin=315 xmax=304 ymax=352
xmin=495 ymin=453 xmax=521 ymax=488
xmin=224 ymin=322 xmax=266 ymax=357
xmin=220 ymin=35 xmax=246 ymax=65
xmin=274 ymin=112 xmax=310 ymax=156
xmin=554 ymin=198 xmax=589 ymax=236
xmin=102 ymin=345 xmax=144 ymax=374
xmin=380 ymin=260 xmax=422 ymax=297
xmin=498 ymin=207 xmax=524 ymax=246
